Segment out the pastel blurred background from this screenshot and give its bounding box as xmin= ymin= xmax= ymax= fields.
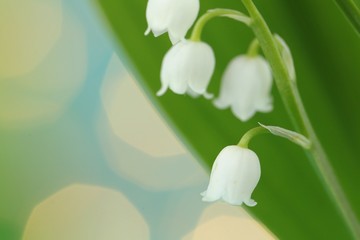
xmin=0 ymin=1 xmax=275 ymax=239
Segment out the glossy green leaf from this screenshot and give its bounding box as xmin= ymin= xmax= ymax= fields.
xmin=94 ymin=0 xmax=360 ymax=239
xmin=334 ymin=0 xmax=360 ymax=35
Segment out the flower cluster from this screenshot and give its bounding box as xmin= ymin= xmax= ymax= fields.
xmin=145 ymin=0 xmax=296 ymax=207
xmin=146 ymin=0 xmax=294 ymax=122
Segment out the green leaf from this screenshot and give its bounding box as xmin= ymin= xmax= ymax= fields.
xmin=334 ymin=0 xmax=360 ymax=35
xmin=94 ymin=0 xmax=360 ymax=239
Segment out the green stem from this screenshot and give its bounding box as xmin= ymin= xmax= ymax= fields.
xmin=241 ymin=0 xmax=360 ymax=238
xmin=247 ymin=39 xmax=260 ymax=57
xmin=335 ymin=0 xmax=360 ymax=35
xmin=238 ymin=127 xmax=268 ymax=148
xmin=190 ymin=9 xmax=251 ymax=41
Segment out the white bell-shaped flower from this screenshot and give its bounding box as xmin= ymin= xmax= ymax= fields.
xmin=202 ymin=145 xmax=261 ymax=206
xmin=145 ymin=0 xmax=200 ymax=44
xmin=158 ymin=40 xmax=215 ymax=97
xmin=214 ymin=55 xmax=273 ymax=121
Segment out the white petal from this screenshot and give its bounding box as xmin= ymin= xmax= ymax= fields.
xmin=202 ymin=146 xmax=240 ymax=202
xmin=221 ymin=148 xmax=247 ymax=205
xmin=169 ymin=76 xmax=188 ymax=94
xmin=166 ymin=41 xmax=194 ymax=94
xmin=187 ymin=88 xmax=200 ymax=98
xmin=244 ymin=199 xmax=257 ymax=207
xmin=168 ymin=33 xmax=184 ymax=45
xmin=187 ymin=88 xmax=214 ymax=99
xmin=202 ymin=146 xmax=261 ymax=207
xmin=252 ymin=57 xmax=273 ymax=92
xmin=156 ymin=83 xmax=168 ymax=96
xmin=168 ymin=0 xmax=200 ymax=44
xmin=214 ymin=57 xmax=250 ymax=111
xmin=160 ymin=41 xmax=215 ymax=97
xmin=186 ymin=42 xmax=215 ymax=94
xmin=274 ymin=34 xmax=296 ymax=81
xmin=251 ymin=57 xmax=273 ymax=113
xmin=222 ymin=149 xmax=260 ymax=206
xmin=228 ymin=57 xmax=261 ymax=120
xmin=203 ymin=92 xmax=214 ymax=100
xmin=144 ymin=26 xmax=151 ymax=36
xmin=146 ymin=0 xmax=199 ymax=43
xmin=232 ymin=104 xmax=257 ymax=122
xmin=159 ymin=42 xmax=186 ymax=95
xmin=255 ymin=97 xmax=273 ymax=113
xmin=215 ymin=56 xmax=273 ymax=121
xmin=213 ymin=98 xmax=230 ymax=109
xmin=146 ymin=0 xmax=173 ymax=37
xmin=236 ymin=149 xmax=261 ymax=205
xmin=213 ymin=57 xmax=245 ymax=110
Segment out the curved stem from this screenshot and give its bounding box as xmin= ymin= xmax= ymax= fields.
xmin=247 ymin=38 xmax=260 ymax=57
xmin=190 ymin=9 xmax=251 ymax=41
xmin=335 ymin=0 xmax=360 ymax=36
xmin=238 ymin=127 xmax=268 ymax=148
xmin=241 ymin=0 xmax=360 ymax=238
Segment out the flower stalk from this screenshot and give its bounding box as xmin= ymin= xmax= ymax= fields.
xmin=190 ymin=9 xmax=251 ymax=41
xmin=238 ymin=127 xmax=268 ymax=148
xmin=241 ymin=0 xmax=360 ymax=238
xmin=246 ymin=39 xmax=260 ymax=57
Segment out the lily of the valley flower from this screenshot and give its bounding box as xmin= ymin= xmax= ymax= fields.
xmin=158 ymin=40 xmax=215 ymax=98
xmin=145 ymin=0 xmax=200 ymax=44
xmin=214 ymin=55 xmax=273 ymax=121
xmin=202 ymin=145 xmax=261 ymax=206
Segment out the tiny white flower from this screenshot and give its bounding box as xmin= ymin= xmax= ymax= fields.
xmin=274 ymin=34 xmax=296 ymax=81
xmin=214 ymin=55 xmax=273 ymax=121
xmin=158 ymin=40 xmax=215 ymax=98
xmin=202 ymin=145 xmax=261 ymax=206
xmin=145 ymin=0 xmax=200 ymax=44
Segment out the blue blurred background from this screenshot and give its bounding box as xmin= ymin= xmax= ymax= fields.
xmin=0 ymin=1 xmax=274 ymax=239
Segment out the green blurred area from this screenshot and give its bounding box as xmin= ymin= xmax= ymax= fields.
xmin=96 ymin=0 xmax=360 ymax=239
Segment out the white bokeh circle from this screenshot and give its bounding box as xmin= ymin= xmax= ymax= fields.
xmin=23 ymin=184 xmax=150 ymax=240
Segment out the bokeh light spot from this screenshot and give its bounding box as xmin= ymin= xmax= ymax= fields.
xmin=98 ymin=116 xmax=207 ymax=190
xmin=98 ymin=54 xmax=207 ymax=190
xmin=23 ymin=184 xmax=150 ymax=240
xmin=101 ymin=54 xmax=186 ymax=158
xmin=0 ymin=0 xmax=63 ymax=78
xmin=183 ymin=203 xmax=276 ymax=240
xmin=0 ymin=11 xmax=87 ymax=129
